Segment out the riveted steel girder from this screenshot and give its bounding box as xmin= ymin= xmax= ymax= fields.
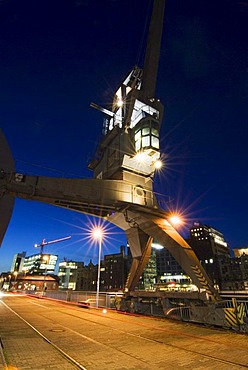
xmin=0 ymin=170 xmax=220 ymax=301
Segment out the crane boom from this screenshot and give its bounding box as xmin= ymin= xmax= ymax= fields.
xmin=141 ymin=0 xmax=166 ymax=101
xmin=34 ymin=236 xmax=71 ymax=254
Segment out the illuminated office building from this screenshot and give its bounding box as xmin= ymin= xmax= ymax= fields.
xmin=58 ymin=260 xmax=85 ymax=290
xmin=23 ymin=253 xmax=58 ymax=275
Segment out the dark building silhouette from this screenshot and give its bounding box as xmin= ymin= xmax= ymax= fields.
xmin=77 ymin=260 xmax=98 ymax=291
xmin=103 ymin=246 xmax=128 ymax=291
xmin=187 ymin=223 xmax=230 ymax=289
xmin=219 ymin=248 xmax=248 ymax=290
xmin=58 ymin=247 xmax=128 ymax=292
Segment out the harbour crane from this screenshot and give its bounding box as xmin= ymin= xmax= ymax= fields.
xmin=0 ymin=0 xmax=218 ymax=301
xmin=0 ymin=0 xmax=246 ymax=330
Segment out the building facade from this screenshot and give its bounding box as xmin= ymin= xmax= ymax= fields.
xmin=57 ymin=246 xmax=128 ymax=292
xmin=58 ymin=260 xmax=98 ymax=291
xmin=10 ymin=251 xmax=26 ymax=273
xmin=138 ymin=243 xmax=194 ymax=291
xmin=23 ymin=253 xmax=58 ymax=275
xmin=76 ymin=260 xmax=98 ymax=291
xmin=58 ymin=260 xmax=85 ymax=290
xmin=154 ymin=243 xmax=184 ymax=278
xmin=187 ymin=223 xmax=230 ymax=289
xmin=220 ymin=248 xmax=248 ymax=290
xmin=103 ymin=246 xmax=128 ymax=291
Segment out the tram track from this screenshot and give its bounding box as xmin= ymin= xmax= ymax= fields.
xmin=1 ymin=300 xmax=86 ymax=369
xmin=1 ymin=299 xmax=162 ymax=370
xmin=29 ymin=297 xmax=248 ymax=350
xmin=1 ymin=296 xmax=248 ymax=369
xmin=0 ymin=337 xmax=8 ymax=369
xmin=31 ymin=303 xmax=248 ymax=369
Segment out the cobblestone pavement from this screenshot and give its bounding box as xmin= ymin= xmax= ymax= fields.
xmin=0 ymin=294 xmax=248 ymax=370
xmin=0 ymin=297 xmax=79 ymax=369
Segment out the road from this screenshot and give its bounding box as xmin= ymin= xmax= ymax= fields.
xmin=0 ymin=294 xmax=248 ymax=369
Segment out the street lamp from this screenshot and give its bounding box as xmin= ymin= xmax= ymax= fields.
xmin=8 ymin=274 xmax=11 ymax=290
xmin=13 ymin=271 xmax=18 ymax=290
xmin=42 ymin=255 xmax=49 ymax=293
xmin=92 ymin=227 xmax=103 ymax=308
xmin=169 ymin=214 xmax=183 ymax=227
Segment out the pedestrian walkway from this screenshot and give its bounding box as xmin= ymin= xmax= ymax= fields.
xmin=1 ymin=293 xmax=248 ymax=370
xmin=0 ymin=296 xmax=78 ymax=369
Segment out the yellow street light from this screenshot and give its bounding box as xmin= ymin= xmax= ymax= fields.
xmin=169 ymin=215 xmax=183 ymax=227
xmin=42 ymin=255 xmax=49 ymax=293
xmin=42 ymin=255 xmax=49 ymax=262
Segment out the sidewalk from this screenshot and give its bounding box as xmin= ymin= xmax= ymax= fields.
xmin=0 ymin=297 xmax=78 ymax=369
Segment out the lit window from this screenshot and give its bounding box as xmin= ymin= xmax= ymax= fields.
xmin=142 ymin=136 xmax=149 ymax=147
xmin=142 ymin=127 xmax=150 ymax=135
xmin=151 ymin=127 xmax=159 ymax=136
xmin=151 ymin=136 xmax=159 ymax=148
xmin=135 ymin=140 xmax=141 ymax=151
xmin=135 ymin=131 xmax=141 ymax=140
xmin=134 ymin=118 xmax=159 ymax=152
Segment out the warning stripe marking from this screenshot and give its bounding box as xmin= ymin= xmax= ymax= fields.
xmin=224 ymin=308 xmax=237 ymax=327
xmin=224 ymin=303 xmax=246 ymax=327
xmin=237 ymin=303 xmax=245 ymax=324
xmin=191 ymin=265 xmax=213 ymax=298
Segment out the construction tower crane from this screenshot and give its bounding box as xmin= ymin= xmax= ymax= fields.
xmin=34 ymin=236 xmax=71 ymax=255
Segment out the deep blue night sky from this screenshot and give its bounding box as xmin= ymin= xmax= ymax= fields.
xmin=0 ymin=0 xmax=247 ymax=272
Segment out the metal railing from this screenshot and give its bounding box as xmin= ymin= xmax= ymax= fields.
xmin=40 ymin=290 xmax=123 ymax=309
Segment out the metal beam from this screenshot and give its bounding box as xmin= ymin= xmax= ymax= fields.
xmin=141 ymin=0 xmax=166 ymax=101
